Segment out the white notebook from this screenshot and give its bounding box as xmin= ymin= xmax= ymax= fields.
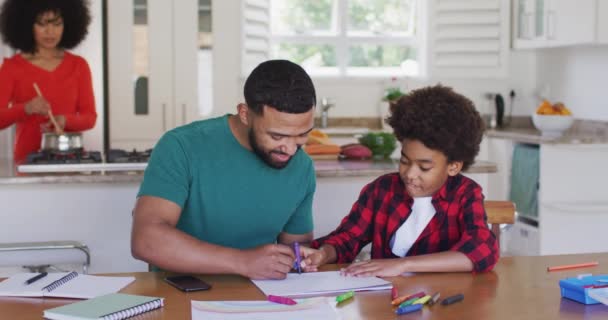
xmin=0 ymin=272 xmax=135 ymax=299
xmin=252 ymin=271 xmax=392 ymax=297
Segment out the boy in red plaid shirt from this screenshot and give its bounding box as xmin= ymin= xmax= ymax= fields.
xmin=301 ymin=85 xmax=498 ymax=276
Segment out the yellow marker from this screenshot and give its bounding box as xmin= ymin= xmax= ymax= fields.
xmin=413 ymin=295 xmax=432 ymax=305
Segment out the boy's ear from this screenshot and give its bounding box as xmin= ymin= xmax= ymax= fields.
xmin=447 ymin=161 xmax=463 ymax=176
xmin=236 ymin=103 xmax=250 ymax=126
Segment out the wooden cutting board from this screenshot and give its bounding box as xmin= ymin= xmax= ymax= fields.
xmin=309 ymin=154 xmax=340 ymax=161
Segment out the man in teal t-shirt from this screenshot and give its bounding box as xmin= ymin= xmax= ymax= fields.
xmin=131 ymin=60 xmax=317 ymax=280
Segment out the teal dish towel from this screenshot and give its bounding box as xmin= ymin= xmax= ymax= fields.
xmin=509 ymin=143 xmax=539 ymax=218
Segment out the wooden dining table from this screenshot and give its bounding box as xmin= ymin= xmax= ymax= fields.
xmin=2 ymin=253 xmax=608 ymax=319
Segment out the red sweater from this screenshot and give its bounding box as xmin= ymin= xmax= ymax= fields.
xmin=0 ymin=51 xmax=97 ymax=163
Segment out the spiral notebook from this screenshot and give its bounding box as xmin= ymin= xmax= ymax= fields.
xmin=0 ymin=272 xmax=134 ymax=299
xmin=44 ymin=293 xmax=164 ymax=320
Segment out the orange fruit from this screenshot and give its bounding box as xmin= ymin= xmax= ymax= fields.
xmin=552 ymin=102 xmax=572 ymax=116
xmin=536 ymin=100 xmax=554 ymax=115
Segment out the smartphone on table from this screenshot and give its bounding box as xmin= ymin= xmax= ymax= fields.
xmin=164 ymin=275 xmax=212 ymax=292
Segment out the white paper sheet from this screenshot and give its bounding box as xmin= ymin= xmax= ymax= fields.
xmin=191 ymin=298 xmax=339 ymax=320
xmin=252 ymin=271 xmax=392 ymax=297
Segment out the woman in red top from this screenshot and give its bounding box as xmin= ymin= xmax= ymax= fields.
xmin=0 ymin=0 xmax=97 ymax=163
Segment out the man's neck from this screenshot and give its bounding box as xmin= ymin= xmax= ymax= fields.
xmin=228 ymin=114 xmax=252 ymax=151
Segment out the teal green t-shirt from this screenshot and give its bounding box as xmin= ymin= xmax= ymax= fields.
xmin=138 ymin=115 xmax=315 ymax=250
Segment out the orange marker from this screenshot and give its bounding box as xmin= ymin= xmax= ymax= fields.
xmin=547 ymin=261 xmax=599 ymax=272
xmin=391 ymin=291 xmax=425 ymax=306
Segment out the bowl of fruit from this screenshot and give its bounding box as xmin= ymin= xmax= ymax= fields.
xmin=532 ymin=100 xmax=573 ymax=138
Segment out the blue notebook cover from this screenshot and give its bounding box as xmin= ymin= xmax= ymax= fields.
xmin=43 ymin=293 xmax=163 ymax=320
xmin=559 ymin=274 xmax=608 ymax=304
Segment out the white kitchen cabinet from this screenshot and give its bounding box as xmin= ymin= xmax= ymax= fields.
xmin=0 ymin=182 xmax=148 ymax=274
xmin=500 ymin=142 xmax=608 ymax=256
xmin=107 ymin=0 xmax=213 ymax=150
xmin=480 ymin=137 xmax=514 ymax=200
xmin=536 ymin=143 xmax=608 ymax=255
xmin=502 ymin=220 xmax=539 ymax=256
xmin=512 ymin=0 xmax=595 ymax=49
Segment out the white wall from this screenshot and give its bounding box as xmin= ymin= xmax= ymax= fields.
xmin=0 ymin=124 xmax=11 ymax=160
xmin=210 ymin=0 xmax=242 ymax=117
xmin=211 ymin=2 xmax=538 ymax=120
xmin=0 ymin=0 xmax=13 ymax=159
xmin=536 ymin=46 xmax=608 ymax=121
xmin=73 ymin=0 xmax=104 ymax=151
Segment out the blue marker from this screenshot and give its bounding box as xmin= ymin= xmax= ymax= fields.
xmin=293 ymin=242 xmax=302 ymax=274
xmin=395 ymin=303 xmax=423 ymax=315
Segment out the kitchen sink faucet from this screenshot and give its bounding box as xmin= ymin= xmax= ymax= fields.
xmin=320 ymin=97 xmax=334 ymax=128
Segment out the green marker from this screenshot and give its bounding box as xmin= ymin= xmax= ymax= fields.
xmin=336 ymin=291 xmax=355 ymax=303
xmin=398 ymin=297 xmax=419 ymax=308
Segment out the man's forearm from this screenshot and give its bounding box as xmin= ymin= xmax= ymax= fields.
xmin=132 ymin=222 xmax=244 ymax=275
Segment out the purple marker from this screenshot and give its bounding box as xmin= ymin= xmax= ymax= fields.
xmin=294 ymin=242 xmax=302 ymax=274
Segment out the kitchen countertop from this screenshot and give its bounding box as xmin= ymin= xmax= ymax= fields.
xmin=485 ymin=118 xmax=608 ymax=144
xmin=0 ymin=157 xmax=497 ymax=185
xmin=314 ymin=158 xmax=497 ymax=177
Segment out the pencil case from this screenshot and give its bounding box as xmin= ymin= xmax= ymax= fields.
xmin=559 ymin=274 xmax=608 ymax=304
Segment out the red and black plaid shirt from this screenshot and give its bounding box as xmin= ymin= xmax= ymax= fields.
xmin=311 ymin=173 xmax=499 ymax=273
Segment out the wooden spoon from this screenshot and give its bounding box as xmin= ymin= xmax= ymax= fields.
xmin=33 ymin=83 xmax=64 ymax=135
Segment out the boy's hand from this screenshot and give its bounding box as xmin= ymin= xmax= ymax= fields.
xmin=299 ymin=246 xmax=326 ymax=272
xmin=340 ymin=259 xmax=406 ymax=277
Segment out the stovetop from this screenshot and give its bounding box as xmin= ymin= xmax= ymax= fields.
xmin=106 ymin=149 xmax=152 ymax=163
xmin=25 ymin=150 xmax=103 ymax=164
xmin=17 ymin=149 xmax=152 ymax=173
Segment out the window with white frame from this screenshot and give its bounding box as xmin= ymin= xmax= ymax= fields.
xmin=242 ymin=0 xmax=509 ymax=79
xmin=270 ymin=0 xmax=418 ymax=76
xmin=268 ymin=0 xmax=420 ymax=77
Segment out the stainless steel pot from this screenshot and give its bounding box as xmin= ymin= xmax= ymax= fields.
xmin=41 ymin=132 xmax=83 ymax=152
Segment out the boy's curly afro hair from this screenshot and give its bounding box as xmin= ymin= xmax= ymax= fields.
xmin=0 ymin=0 xmax=91 ymax=53
xmin=387 ymin=85 xmax=484 ymax=171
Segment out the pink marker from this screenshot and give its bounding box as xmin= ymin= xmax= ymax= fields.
xmin=268 ymin=295 xmax=297 ymax=305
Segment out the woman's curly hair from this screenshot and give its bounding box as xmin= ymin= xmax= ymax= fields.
xmin=387 ymin=85 xmax=484 ymax=171
xmin=0 ymin=0 xmax=91 ymax=53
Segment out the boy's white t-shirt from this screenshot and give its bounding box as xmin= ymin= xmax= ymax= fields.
xmin=390 ymin=196 xmax=436 ymax=257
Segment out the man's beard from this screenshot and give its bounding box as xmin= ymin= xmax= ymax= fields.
xmin=249 ymin=129 xmax=293 ymax=169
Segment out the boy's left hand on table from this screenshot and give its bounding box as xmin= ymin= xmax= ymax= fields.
xmin=340 ymin=259 xmax=405 ymax=277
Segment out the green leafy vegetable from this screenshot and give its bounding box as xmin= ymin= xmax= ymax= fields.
xmin=358 ymin=132 xmax=397 ymax=158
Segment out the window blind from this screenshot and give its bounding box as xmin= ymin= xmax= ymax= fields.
xmin=428 ymin=0 xmax=509 ymax=78
xmin=241 ymin=0 xmax=271 ymax=76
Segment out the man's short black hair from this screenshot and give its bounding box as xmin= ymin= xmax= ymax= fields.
xmin=0 ymin=0 xmax=91 ymax=53
xmin=387 ymin=84 xmax=484 ymax=171
xmin=244 ymin=60 xmax=316 ymax=114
